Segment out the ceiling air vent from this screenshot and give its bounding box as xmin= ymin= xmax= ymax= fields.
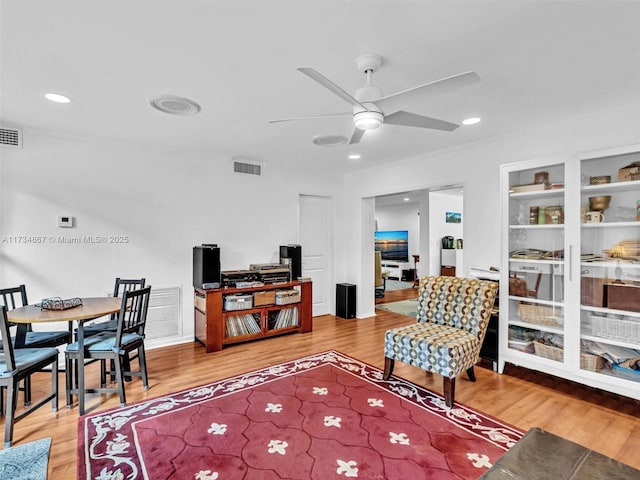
xmin=0 ymin=126 xmax=23 ymax=148
xmin=233 ymin=159 xmax=263 ymax=176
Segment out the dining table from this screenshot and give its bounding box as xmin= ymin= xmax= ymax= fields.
xmin=7 ymin=296 xmax=122 ymax=415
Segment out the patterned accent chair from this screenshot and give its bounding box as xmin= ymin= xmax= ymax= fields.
xmin=383 ymin=275 xmax=498 ymax=407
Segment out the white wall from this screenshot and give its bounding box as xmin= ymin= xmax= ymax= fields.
xmin=344 ymin=99 xmax=640 ymax=318
xmin=429 ymin=192 xmax=463 ymax=275
xmin=374 ymin=203 xmax=419 ymax=261
xmin=0 ymin=129 xmax=341 ymax=347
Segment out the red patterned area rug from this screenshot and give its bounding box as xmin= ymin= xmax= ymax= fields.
xmin=78 ymin=350 xmax=523 ymax=479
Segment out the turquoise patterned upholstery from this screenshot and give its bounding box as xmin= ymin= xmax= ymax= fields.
xmin=384 ymin=276 xmax=498 ymax=407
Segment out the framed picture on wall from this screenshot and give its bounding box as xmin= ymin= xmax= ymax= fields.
xmin=446 ymin=211 xmax=461 ymax=223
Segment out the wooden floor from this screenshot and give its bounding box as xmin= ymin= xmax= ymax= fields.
xmin=6 ymin=287 xmax=640 ymax=478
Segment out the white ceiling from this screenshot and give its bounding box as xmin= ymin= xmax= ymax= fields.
xmin=2 ymin=0 xmax=639 ymax=174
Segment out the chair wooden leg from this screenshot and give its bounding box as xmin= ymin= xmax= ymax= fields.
xmin=23 ymin=376 xmax=32 ymax=406
xmin=383 ymin=357 xmax=394 ymax=380
xmin=114 ymin=356 xmax=126 ymax=407
xmin=443 ymin=377 xmax=455 ymax=408
xmin=65 ymin=356 xmax=73 ymax=408
xmin=110 ymin=359 xmax=117 ymax=383
xmin=52 ymin=361 xmax=58 ymax=412
xmin=4 ymin=382 xmax=17 ymax=448
xmin=138 ymin=347 xmax=149 ymax=390
xmin=466 ymin=366 xmax=476 ymax=382
xmin=100 ymin=360 xmax=107 ymax=387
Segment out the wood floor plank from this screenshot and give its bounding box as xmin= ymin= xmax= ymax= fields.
xmin=3 ymin=287 xmax=640 ymax=476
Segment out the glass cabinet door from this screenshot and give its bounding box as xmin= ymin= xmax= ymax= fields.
xmin=579 ymin=151 xmax=640 ymax=384
xmin=506 ymin=162 xmax=566 ymax=364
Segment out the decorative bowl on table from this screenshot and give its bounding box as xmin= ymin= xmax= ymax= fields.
xmin=588 ymin=195 xmax=611 ymax=212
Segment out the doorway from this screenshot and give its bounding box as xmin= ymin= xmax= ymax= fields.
xmin=373 ymin=185 xmax=463 ymax=301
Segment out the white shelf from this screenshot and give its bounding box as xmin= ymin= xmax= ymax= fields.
xmin=580 ymin=332 xmax=639 ymax=350
xmin=509 ymin=224 xmax=565 ymax=230
xmin=581 ymin=179 xmax=640 ymax=194
xmin=509 ymin=319 xmax=563 ymax=334
xmin=580 ymin=221 xmax=640 ymax=229
xmin=509 ymin=188 xmax=565 ymax=199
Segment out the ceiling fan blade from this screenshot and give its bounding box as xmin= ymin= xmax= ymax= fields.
xmin=269 ymin=112 xmax=351 ymax=123
xmin=376 ymin=71 xmax=480 ymax=113
xmin=384 ymin=111 xmax=459 ymax=131
xmin=349 ymin=128 xmax=365 ymax=144
xmin=297 ymin=67 xmax=369 ymax=111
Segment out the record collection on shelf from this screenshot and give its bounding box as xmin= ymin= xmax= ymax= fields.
xmin=225 ymin=313 xmax=261 ymax=337
xmin=268 ymin=307 xmax=299 ymax=330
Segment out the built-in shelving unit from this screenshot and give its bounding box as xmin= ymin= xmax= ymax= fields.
xmin=500 ymin=144 xmax=640 ymax=399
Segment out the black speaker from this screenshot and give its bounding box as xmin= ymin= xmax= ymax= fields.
xmin=193 ymin=244 xmax=221 ymax=288
xmin=280 ymin=244 xmax=302 ymax=280
xmin=336 ymin=283 xmax=356 ymax=319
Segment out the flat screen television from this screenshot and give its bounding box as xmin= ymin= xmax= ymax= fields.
xmin=374 ymin=230 xmax=409 ymax=262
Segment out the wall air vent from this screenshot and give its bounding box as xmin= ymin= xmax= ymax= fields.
xmin=0 ymin=126 xmax=23 ymax=148
xmin=233 ymin=158 xmax=263 ymax=176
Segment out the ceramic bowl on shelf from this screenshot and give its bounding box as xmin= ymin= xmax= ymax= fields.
xmin=588 ymin=195 xmax=611 ymax=212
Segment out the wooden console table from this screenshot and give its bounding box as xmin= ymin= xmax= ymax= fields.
xmin=194 ymin=280 xmax=312 ymax=352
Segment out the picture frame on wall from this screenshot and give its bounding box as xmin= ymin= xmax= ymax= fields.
xmin=446 ymin=211 xmax=461 ymax=223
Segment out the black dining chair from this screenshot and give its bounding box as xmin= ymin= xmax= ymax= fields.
xmin=0 ymin=285 xmax=71 ymax=407
xmin=0 ymin=306 xmax=59 ymax=448
xmin=65 ymin=286 xmax=151 ymax=412
xmin=79 ymin=278 xmax=146 ymax=339
xmin=76 ymin=278 xmax=146 ymax=384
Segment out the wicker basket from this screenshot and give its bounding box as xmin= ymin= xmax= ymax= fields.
xmin=533 ymin=340 xmax=563 ymax=361
xmin=518 ymin=303 xmax=563 ymax=326
xmin=533 ymin=340 xmax=604 ymax=371
xmin=580 ymin=352 xmax=604 ymax=372
xmin=588 ymin=314 xmax=640 ymax=343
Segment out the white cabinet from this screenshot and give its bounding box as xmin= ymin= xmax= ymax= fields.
xmin=499 ymin=144 xmax=640 ymax=399
xmin=380 ymin=261 xmax=411 ymax=280
xmin=441 ymin=249 xmax=464 ymax=276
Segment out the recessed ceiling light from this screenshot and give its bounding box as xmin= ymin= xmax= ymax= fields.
xmin=403 ymin=197 xmax=410 ymax=202
xmin=348 ymin=153 xmax=361 ymax=160
xmin=45 ymin=93 xmax=71 ymax=103
xmin=462 ymin=117 xmax=481 ymax=125
xmin=149 ymin=95 xmax=201 ymax=115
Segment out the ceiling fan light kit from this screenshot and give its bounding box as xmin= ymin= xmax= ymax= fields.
xmin=270 ymin=53 xmax=480 ymax=144
xmin=354 ymin=110 xmax=383 ymax=130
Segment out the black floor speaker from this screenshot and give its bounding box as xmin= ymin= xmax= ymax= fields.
xmin=279 ymin=244 xmax=302 ymax=280
xmin=193 ymin=244 xmax=221 ymax=288
xmin=336 ymin=283 xmax=356 ymax=319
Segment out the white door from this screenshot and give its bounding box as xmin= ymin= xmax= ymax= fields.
xmin=299 ymin=194 xmax=332 ymax=316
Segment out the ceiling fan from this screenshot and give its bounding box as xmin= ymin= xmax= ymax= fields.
xmin=270 ymin=53 xmax=480 ymax=145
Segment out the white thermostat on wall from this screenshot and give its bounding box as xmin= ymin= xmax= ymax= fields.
xmin=58 ymin=216 xmax=74 ymax=228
